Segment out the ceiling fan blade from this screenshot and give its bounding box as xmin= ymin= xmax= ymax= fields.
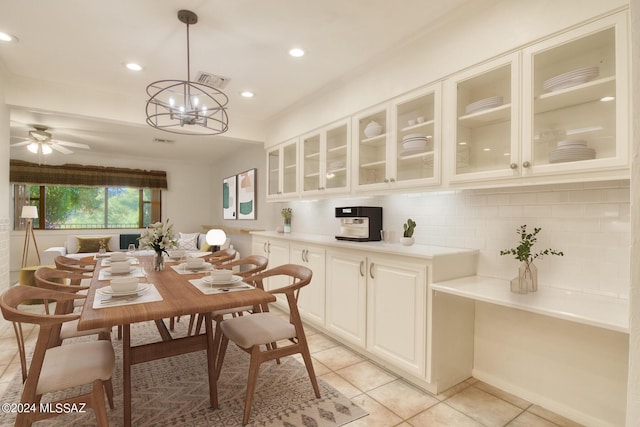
xmin=10 ymin=141 xmax=32 ymax=148
xmin=51 ymin=144 xmax=73 ymax=154
xmin=55 ymin=140 xmax=90 ymax=150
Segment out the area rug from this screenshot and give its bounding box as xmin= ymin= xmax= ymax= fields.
xmin=0 ymin=319 xmax=367 ymax=426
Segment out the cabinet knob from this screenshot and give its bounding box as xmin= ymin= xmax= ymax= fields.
xmin=384 ymin=178 xmax=389 ymax=183
xmin=389 ymin=178 xmax=396 ymax=183
xmin=510 ymin=163 xmax=518 ymax=169
xmin=522 ymin=161 xmax=530 ymax=168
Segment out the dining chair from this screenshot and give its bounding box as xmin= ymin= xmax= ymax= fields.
xmin=190 ymin=255 xmax=269 ymax=336
xmin=54 ymin=255 xmax=96 ymax=275
xmin=170 ymin=247 xmax=240 ymax=331
xmin=0 ymin=285 xmax=116 ymax=427
xmin=215 ymin=264 xmax=320 ymax=425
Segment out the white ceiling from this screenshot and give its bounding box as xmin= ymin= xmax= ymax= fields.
xmin=1 ymin=0 xmax=473 ymax=164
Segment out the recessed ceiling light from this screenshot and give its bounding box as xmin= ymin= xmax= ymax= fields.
xmin=0 ymin=32 xmax=16 ymax=42
xmin=600 ymin=96 xmax=615 ymax=102
xmin=126 ymin=63 xmax=143 ymax=71
xmin=289 ymin=47 xmax=305 ymax=58
xmin=483 ymin=148 xmax=491 ymax=152
xmin=241 ymin=91 xmax=254 ymax=98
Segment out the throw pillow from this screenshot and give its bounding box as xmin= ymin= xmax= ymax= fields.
xmin=200 ymin=241 xmax=212 ymax=252
xmin=76 ymin=236 xmax=112 ymax=253
xmin=177 ymin=232 xmax=199 ymax=251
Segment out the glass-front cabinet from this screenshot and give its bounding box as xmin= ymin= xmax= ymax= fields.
xmin=448 ymin=53 xmax=520 ymax=183
xmin=521 ymin=12 xmax=628 ymax=177
xmin=354 ymin=83 xmax=441 ymax=191
xmin=300 ymin=119 xmax=350 ymax=196
xmin=266 ymin=138 xmax=298 ymax=200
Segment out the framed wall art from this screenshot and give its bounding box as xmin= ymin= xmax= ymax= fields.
xmin=236 ymin=168 xmax=256 ymax=220
xmin=222 ymin=175 xmax=237 ymax=219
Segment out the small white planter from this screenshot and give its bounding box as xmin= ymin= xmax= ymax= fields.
xmin=400 ymin=237 xmax=415 ymax=246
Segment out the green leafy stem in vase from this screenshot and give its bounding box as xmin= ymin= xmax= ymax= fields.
xmin=500 ymin=225 xmax=564 ymax=263
xmin=281 ymin=208 xmax=292 ymax=220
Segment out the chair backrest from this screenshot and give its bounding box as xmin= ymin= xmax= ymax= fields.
xmin=205 ymin=248 xmax=237 ymax=266
xmin=244 ymin=264 xmax=312 ymax=312
xmin=34 ymin=267 xmax=89 ymax=315
xmin=219 ymin=255 xmax=268 ymax=278
xmin=54 ymin=255 xmax=96 ymax=273
xmin=1 ymin=286 xmax=83 ymax=383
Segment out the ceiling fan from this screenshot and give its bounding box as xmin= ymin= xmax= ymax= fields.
xmin=10 ymin=125 xmax=91 ymax=155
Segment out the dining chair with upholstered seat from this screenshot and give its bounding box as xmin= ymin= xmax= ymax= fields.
xmin=190 ymin=255 xmax=269 ymax=336
xmin=0 ymin=285 xmax=116 ymax=427
xmin=215 ymin=264 xmax=320 ymax=425
xmin=54 ymin=255 xmax=96 ymax=275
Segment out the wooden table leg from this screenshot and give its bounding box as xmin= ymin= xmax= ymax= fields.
xmin=155 ymin=319 xmax=173 ymax=341
xmin=123 ymin=325 xmax=132 ymax=427
xmin=204 ymin=313 xmax=218 ymax=409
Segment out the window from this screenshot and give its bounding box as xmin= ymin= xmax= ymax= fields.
xmin=13 ymin=184 xmax=161 ymax=230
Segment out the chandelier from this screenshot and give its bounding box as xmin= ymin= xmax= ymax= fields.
xmin=145 ymin=10 xmax=229 ymax=135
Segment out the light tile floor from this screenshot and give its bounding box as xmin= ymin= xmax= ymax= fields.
xmin=0 ymin=303 xmax=584 ymax=427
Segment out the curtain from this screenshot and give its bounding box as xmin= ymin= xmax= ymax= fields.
xmin=9 ymin=160 xmax=168 ymax=189
xmin=13 ymin=184 xmax=29 ymax=231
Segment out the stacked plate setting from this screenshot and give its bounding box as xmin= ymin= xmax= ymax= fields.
xmin=400 ymin=133 xmax=429 ymax=156
xmin=464 ymin=96 xmax=503 ymax=115
xmin=543 ymin=66 xmax=599 ymax=92
xmin=549 ymin=140 xmax=596 ymax=163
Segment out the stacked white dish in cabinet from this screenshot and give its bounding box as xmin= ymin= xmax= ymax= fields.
xmin=549 ymin=140 xmax=596 ymax=163
xmin=464 ymin=96 xmax=503 ymax=114
xmin=543 ymin=66 xmax=599 ymax=92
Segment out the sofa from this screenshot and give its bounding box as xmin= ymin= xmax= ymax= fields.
xmin=41 ymin=232 xmax=232 ymax=265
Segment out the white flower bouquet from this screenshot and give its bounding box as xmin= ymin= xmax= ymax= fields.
xmin=138 ymin=219 xmax=177 ymax=256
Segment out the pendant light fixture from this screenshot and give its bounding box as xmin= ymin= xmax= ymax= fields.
xmin=145 ymin=10 xmax=229 ymax=135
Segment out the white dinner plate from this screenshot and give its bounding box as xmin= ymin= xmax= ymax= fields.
xmin=202 ymin=275 xmax=243 ymax=286
xmin=97 ymin=283 xmax=150 ymax=296
xmin=103 ymin=266 xmax=134 ymax=275
xmin=179 ymin=262 xmax=212 ymax=271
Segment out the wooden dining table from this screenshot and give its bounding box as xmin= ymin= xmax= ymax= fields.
xmin=76 ymin=255 xmax=276 ymax=427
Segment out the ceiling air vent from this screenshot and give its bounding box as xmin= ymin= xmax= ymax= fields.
xmin=195 ymin=71 xmax=231 ymax=89
xmin=152 ymin=137 xmax=175 ymax=144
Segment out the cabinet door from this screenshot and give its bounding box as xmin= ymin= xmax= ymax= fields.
xmin=324 ymin=121 xmax=350 ymax=193
xmin=367 ymin=255 xmax=427 ymax=377
xmin=267 ymin=139 xmax=299 ymax=200
xmin=392 ymin=84 xmax=441 ymax=188
xmin=522 ymin=12 xmax=628 ymax=177
xmin=291 ymin=244 xmax=325 ymax=327
xmin=353 ymin=104 xmax=391 ymax=191
xmin=301 ymin=132 xmax=323 ymax=194
xmin=447 ymin=53 xmax=520 ymax=183
xmin=326 ymin=250 xmax=366 ymax=347
xmin=266 ymin=147 xmax=281 ymax=199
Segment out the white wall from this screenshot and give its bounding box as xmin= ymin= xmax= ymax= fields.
xmin=0 ymin=61 xmax=10 ymax=292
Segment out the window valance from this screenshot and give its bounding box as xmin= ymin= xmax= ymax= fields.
xmin=10 ymin=160 xmax=168 ymax=189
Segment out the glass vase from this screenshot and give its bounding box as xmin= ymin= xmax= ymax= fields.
xmin=510 ymin=261 xmax=537 ymax=294
xmin=154 ymin=251 xmax=165 ymax=271
xmin=283 ymin=218 xmax=291 ymax=233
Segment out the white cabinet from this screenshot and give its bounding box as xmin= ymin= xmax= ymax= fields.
xmin=266 ymin=138 xmax=299 ymax=200
xmin=326 ymin=249 xmax=367 ymax=347
xmin=521 ymin=12 xmax=628 ymax=177
xmin=300 ymin=119 xmax=350 ymax=197
xmin=251 ymin=236 xmax=290 ymax=306
xmin=366 ymin=254 xmax=427 ymax=377
xmin=447 ymin=54 xmax=520 ymax=183
xmin=353 ymin=84 xmax=441 ymax=192
xmin=326 ymin=248 xmax=428 ymax=377
xmin=447 ymin=12 xmax=629 ymax=185
xmin=290 ymin=243 xmax=326 ymax=327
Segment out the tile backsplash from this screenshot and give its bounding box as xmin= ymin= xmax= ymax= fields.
xmin=286 ymin=180 xmax=630 ymax=298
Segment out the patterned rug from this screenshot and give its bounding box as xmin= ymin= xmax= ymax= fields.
xmin=0 ymin=319 xmax=367 ymax=426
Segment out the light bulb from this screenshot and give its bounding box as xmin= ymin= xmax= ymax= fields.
xmin=42 ymin=144 xmax=52 ymax=155
xmin=192 ymin=97 xmax=199 ymax=107
xmin=27 ymin=143 xmax=39 ymax=154
xmin=169 ymin=97 xmax=175 ymax=107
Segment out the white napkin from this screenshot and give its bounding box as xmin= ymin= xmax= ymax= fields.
xmin=188 ymin=278 xmax=253 ymax=295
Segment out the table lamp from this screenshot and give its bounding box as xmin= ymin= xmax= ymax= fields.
xmin=206 ymin=229 xmax=227 ymax=252
xmin=21 ymin=205 xmax=41 ymax=268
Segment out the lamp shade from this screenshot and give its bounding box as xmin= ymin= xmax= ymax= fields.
xmin=21 ymin=206 xmax=38 ymax=219
xmin=206 ymin=229 xmax=226 ymax=246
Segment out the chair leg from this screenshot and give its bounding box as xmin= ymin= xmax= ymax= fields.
xmin=215 ymin=332 xmax=229 ymax=381
xmin=195 ymin=313 xmax=205 ymax=335
xmin=187 ymin=315 xmax=196 ymax=336
xmin=242 ymin=346 xmax=263 ymax=425
xmin=299 ymin=346 xmax=321 ymax=398
xmin=92 ymin=379 xmax=109 ymax=427
xmin=169 ymin=316 xmax=175 ymax=331
xmin=117 ymin=325 xmax=122 ymax=340
xmin=103 ymin=378 xmax=115 ymax=409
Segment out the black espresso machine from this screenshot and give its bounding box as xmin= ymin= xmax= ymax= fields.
xmin=335 ymin=206 xmax=383 ymax=242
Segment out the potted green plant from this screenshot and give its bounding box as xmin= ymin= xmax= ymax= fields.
xmin=281 ymin=208 xmax=292 ymax=233
xmin=400 ymin=218 xmax=416 ymax=246
xmin=500 ymin=225 xmax=563 ymax=293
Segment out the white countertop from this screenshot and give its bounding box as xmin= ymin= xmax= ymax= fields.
xmin=431 ymin=276 xmax=629 ymax=333
xmin=251 ymin=231 xmax=478 ymax=260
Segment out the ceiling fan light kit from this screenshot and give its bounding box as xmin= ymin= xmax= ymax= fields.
xmin=10 ymin=125 xmax=91 ymax=156
xmin=145 ymin=10 xmax=229 ymax=136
